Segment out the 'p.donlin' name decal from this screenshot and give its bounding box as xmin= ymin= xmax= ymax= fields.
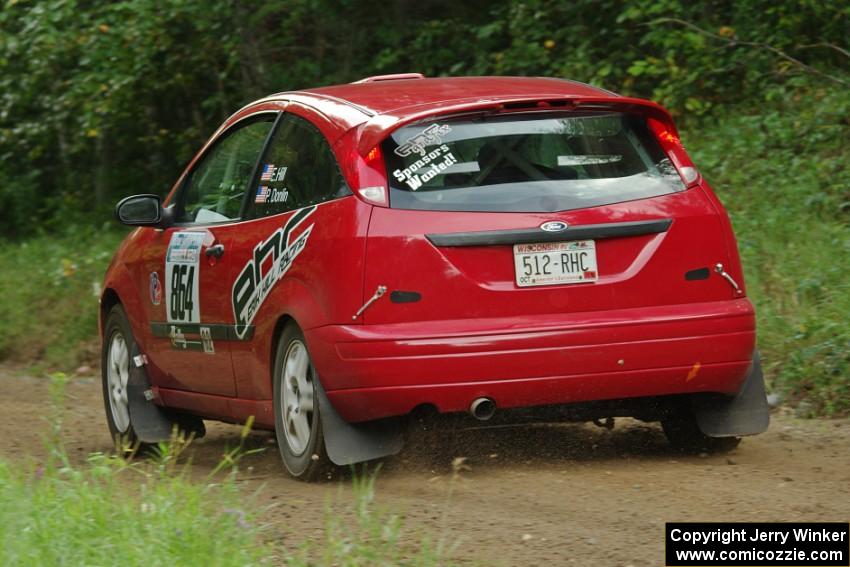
xmin=232 ymin=206 xmax=316 ymax=339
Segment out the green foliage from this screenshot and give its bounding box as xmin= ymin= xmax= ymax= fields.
xmin=686 ymin=87 xmax=850 ymax=416
xmin=2 ymin=0 xmax=847 ymax=238
xmin=0 ymin=455 xmax=453 ymax=566
xmin=0 ymin=378 xmax=450 ymax=566
xmin=0 ymin=456 xmax=278 ymax=566
xmin=0 ymin=375 xmax=274 ymax=567
xmin=0 ymin=227 xmax=125 ymax=368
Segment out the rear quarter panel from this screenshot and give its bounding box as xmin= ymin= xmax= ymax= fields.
xmin=229 ymin=195 xmax=371 ymax=399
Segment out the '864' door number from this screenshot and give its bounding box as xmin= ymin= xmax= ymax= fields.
xmin=170 ymin=264 xmax=195 ymax=322
xmin=165 ymin=232 xmax=204 ymax=324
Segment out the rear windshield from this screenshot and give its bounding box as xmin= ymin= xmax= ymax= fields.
xmin=381 ymin=112 xmax=685 ymax=213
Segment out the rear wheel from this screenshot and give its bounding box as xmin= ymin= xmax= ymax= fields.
xmin=273 ymin=322 xmax=332 ymax=480
xmin=662 ymin=407 xmax=741 ymax=454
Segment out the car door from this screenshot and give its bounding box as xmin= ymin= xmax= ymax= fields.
xmin=225 ymin=112 xmax=366 ymax=401
xmin=141 ymin=115 xmax=276 ymax=397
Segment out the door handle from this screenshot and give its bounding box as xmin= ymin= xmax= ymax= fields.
xmin=205 ymin=244 xmax=225 ymax=258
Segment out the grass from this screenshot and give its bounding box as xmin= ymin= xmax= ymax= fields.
xmin=0 ymin=455 xmax=451 ymax=566
xmin=311 ymin=470 xmax=450 ymax=566
xmin=0 ymin=227 xmax=125 ymax=370
xmin=0 ymin=371 xmax=274 ymax=566
xmin=0 ymin=374 xmax=451 ymax=566
xmin=0 ymin=457 xmax=450 ymax=567
xmin=0 ymin=88 xmax=846 ymax=415
xmin=0 ymin=457 xmax=275 ymax=566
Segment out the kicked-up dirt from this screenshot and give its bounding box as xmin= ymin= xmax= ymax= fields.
xmin=1 ymin=369 xmax=848 ymax=566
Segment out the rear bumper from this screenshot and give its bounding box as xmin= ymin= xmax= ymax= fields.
xmin=307 ymin=299 xmax=756 ymax=422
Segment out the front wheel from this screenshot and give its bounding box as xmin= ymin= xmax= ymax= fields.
xmin=101 ymin=304 xmax=205 ymax=451
xmin=101 ymin=305 xmax=142 ymax=446
xmin=273 ymin=323 xmax=332 ymax=480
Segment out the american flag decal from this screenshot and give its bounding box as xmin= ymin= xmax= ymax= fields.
xmin=255 ymin=185 xmax=270 ymax=203
xmin=260 ymin=164 xmax=274 ymax=181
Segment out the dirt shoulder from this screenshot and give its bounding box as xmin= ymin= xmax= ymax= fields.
xmin=1 ymin=370 xmax=848 ymax=566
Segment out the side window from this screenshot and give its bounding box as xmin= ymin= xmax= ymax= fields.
xmin=178 ymin=118 xmax=274 ymax=224
xmin=247 ymin=114 xmax=350 ymax=219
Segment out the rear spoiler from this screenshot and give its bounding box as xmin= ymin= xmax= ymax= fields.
xmin=355 ymin=95 xmax=677 ymax=156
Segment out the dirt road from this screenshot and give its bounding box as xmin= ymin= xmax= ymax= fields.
xmin=1 ymin=370 xmax=848 ymax=566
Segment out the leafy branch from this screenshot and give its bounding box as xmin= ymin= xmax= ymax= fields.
xmin=645 ymin=17 xmax=850 ymax=87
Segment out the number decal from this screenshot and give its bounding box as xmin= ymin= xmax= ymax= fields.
xmin=165 ymin=232 xmax=204 ymax=324
xmin=170 ymin=267 xmax=181 ymax=320
xmin=169 ymin=265 xmax=196 ymax=321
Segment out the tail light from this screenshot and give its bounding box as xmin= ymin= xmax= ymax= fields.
xmin=647 ymin=118 xmax=700 ymax=188
xmin=341 ymin=142 xmax=389 ymax=207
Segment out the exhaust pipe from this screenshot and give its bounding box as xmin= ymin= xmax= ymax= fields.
xmin=470 ymin=397 xmax=496 ymax=421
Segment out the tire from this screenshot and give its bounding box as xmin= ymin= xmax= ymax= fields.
xmin=662 ymin=407 xmax=741 ymax=454
xmin=101 ymin=305 xmax=144 ymax=447
xmin=167 ymin=411 xmax=207 ymax=439
xmin=101 ymin=304 xmax=205 ymax=451
xmin=272 ymin=322 xmax=332 ymax=480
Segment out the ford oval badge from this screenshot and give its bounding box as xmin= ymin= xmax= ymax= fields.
xmin=540 ymin=221 xmax=568 ymax=233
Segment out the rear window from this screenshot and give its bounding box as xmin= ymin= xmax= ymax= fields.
xmin=381 ymin=112 xmax=685 ymax=213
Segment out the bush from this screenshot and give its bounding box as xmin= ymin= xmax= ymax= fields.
xmin=686 ymin=86 xmax=850 ymax=415
xmin=0 ymin=227 xmax=125 ymax=369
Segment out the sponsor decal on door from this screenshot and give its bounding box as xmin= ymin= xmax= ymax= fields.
xmin=231 ymin=206 xmax=316 ymax=339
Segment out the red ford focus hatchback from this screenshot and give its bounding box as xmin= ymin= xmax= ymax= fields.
xmin=101 ymin=74 xmax=768 ymax=479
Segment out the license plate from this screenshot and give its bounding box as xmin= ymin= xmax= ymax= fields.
xmin=513 ymin=240 xmax=598 ymax=287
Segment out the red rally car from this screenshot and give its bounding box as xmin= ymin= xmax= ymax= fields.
xmin=102 ymin=74 xmax=769 ymax=479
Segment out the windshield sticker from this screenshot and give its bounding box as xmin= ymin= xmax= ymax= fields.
xmin=257 ymin=165 xmax=289 ymax=204
xmin=261 ymin=163 xmax=287 ymax=182
xmin=269 ymin=187 xmax=289 ymax=204
xmin=392 ymin=144 xmax=457 ymax=190
xmin=166 ymin=232 xmax=205 ymax=324
xmin=256 ymin=186 xmax=289 ymax=204
xmin=394 ymin=124 xmax=452 ymax=157
xmin=231 ymin=205 xmax=317 ymax=339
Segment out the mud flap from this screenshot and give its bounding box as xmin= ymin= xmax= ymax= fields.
xmin=692 ymin=351 xmax=770 ymax=437
xmin=314 ymin=378 xmax=405 ymax=466
xmin=126 ymin=347 xmax=174 ymax=443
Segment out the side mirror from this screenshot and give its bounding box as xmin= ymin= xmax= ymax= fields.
xmin=115 ymin=194 xmax=167 ymax=227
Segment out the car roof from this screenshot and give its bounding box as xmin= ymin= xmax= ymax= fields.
xmin=298 ymin=76 xmax=617 ymax=116
xmin=245 ymin=75 xmax=671 ymax=155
